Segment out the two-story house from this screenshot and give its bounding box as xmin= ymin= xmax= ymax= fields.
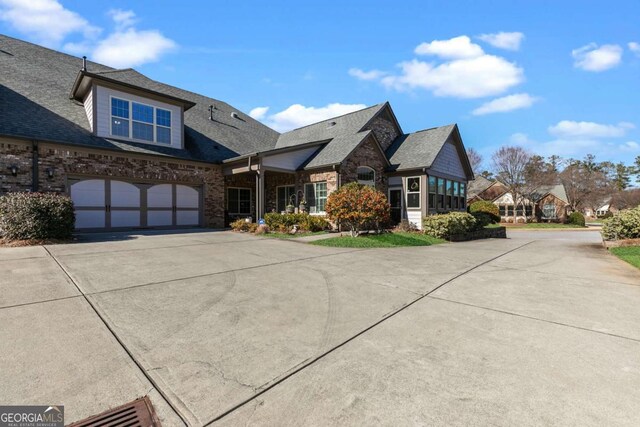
xmin=0 ymin=35 xmax=474 ymax=231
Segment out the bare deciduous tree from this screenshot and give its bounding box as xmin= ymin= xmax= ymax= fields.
xmin=492 ymin=146 xmax=531 ymax=222
xmin=466 ymin=148 xmax=483 ymax=173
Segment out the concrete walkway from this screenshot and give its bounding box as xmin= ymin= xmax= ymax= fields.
xmin=1 ymin=230 xmax=639 ymax=426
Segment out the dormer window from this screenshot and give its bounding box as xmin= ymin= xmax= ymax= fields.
xmin=110 ymin=97 xmax=172 ymax=144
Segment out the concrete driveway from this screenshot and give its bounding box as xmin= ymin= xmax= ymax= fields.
xmin=1 ymin=229 xmax=639 ymax=426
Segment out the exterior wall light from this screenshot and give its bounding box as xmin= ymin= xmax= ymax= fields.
xmin=8 ymin=165 xmax=18 ymax=176
xmin=46 ymin=167 xmax=55 ymax=179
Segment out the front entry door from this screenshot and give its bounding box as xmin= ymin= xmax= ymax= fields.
xmin=389 ymin=188 xmax=402 ymax=224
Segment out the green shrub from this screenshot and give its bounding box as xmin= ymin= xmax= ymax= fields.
xmin=0 ymin=192 xmax=75 ymax=240
xmin=422 ymin=212 xmax=476 ymax=239
xmin=469 ymin=201 xmax=500 ymax=224
xmin=601 ymin=206 xmax=640 ymax=240
xmin=325 ymin=182 xmax=390 ymax=237
xmin=470 ymin=211 xmax=495 ymax=230
xmin=567 ymin=211 xmax=585 ymax=226
xmin=263 ymin=212 xmax=330 ymax=232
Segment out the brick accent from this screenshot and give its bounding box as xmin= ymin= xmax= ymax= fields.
xmin=0 ymin=138 xmax=225 ymax=228
xmin=536 ymin=193 xmax=569 ymax=222
xmin=364 ymin=114 xmax=400 ymax=152
xmin=340 ymin=135 xmax=388 ymax=194
xmin=224 ymin=173 xmax=256 ymax=220
xmin=264 ymin=171 xmax=296 ymax=213
xmin=296 ymin=169 xmax=338 ymax=194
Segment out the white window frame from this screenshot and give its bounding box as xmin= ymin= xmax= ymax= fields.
xmin=110 ymin=96 xmax=172 ymax=145
xmin=227 ymin=187 xmax=252 ymax=215
xmin=357 ymin=166 xmax=375 ymax=187
xmin=305 ymin=182 xmax=327 ymax=215
xmin=406 ymin=176 xmax=421 ymax=209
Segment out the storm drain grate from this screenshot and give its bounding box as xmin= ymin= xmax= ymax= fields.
xmin=68 ymin=396 xmax=161 ymax=427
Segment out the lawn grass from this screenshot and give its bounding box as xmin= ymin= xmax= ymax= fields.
xmin=310 ymin=232 xmax=445 ymax=248
xmin=507 ymin=223 xmax=586 ymax=229
xmin=261 ymin=231 xmax=328 ymax=239
xmin=610 ymin=246 xmax=640 ymax=269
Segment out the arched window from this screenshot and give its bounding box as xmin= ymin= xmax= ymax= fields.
xmin=357 ymin=166 xmax=375 ymax=187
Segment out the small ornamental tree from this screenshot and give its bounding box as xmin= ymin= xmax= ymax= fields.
xmin=325 ymin=182 xmax=390 ymax=237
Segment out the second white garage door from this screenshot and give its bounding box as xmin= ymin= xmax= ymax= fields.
xmin=70 ymin=178 xmax=202 ymax=231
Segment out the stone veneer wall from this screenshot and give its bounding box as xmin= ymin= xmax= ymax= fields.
xmin=0 ymin=138 xmax=225 ymax=228
xmin=364 ymin=114 xmax=400 ymax=152
xmin=340 ymin=136 xmax=388 ymax=194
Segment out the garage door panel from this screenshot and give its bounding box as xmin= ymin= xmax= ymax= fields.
xmin=75 ymin=210 xmax=106 ymax=229
xmin=148 ymin=184 xmax=173 ymax=208
xmin=111 ymin=181 xmax=140 ymax=208
xmin=147 ymin=210 xmax=173 ymax=227
xmin=176 ymin=210 xmax=199 ymax=226
xmin=176 ymin=185 xmax=199 ymax=208
xmin=71 ymin=180 xmax=105 ymax=207
xmin=111 ymin=210 xmax=141 ymax=228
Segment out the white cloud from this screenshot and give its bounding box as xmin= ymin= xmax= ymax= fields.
xmin=414 ymin=35 xmax=484 ymax=59
xmin=477 ymin=32 xmax=524 ymax=51
xmin=629 ymin=42 xmax=640 ymax=56
xmin=380 ymin=55 xmax=523 ymax=98
xmin=351 ymin=36 xmax=524 ymax=98
xmin=472 ymin=93 xmax=538 ymax=115
xmin=0 ymin=2 xmax=175 ymax=68
xmin=0 ymin=0 xmax=100 ymax=45
xmin=252 ymin=103 xmax=367 ymax=132
xmin=93 ymin=28 xmax=176 ymax=68
xmin=508 ymin=132 xmax=639 ymax=161
xmin=548 ymin=120 xmax=634 ymax=139
xmin=249 ymin=106 xmax=269 ymax=120
xmin=572 ymin=43 xmax=623 ymax=72
xmin=108 ymin=9 xmax=137 ymax=31
xmin=348 ymin=68 xmax=387 ymax=81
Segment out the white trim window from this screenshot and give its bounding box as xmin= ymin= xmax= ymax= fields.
xmin=111 ymin=97 xmax=172 ymax=144
xmin=357 ymin=166 xmax=375 ymax=187
xmin=305 ymin=182 xmax=327 ymax=214
xmin=406 ymin=176 xmax=420 ymax=209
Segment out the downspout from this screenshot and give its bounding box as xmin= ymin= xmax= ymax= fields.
xmin=32 ymin=140 xmax=39 ymax=192
xmin=333 ymin=164 xmax=341 ymax=188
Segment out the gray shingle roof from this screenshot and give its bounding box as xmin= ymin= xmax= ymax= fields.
xmin=534 ymin=184 xmax=569 ymax=204
xmin=301 ymin=130 xmax=372 ymax=169
xmin=467 ymin=175 xmax=494 ymax=198
xmin=385 ymin=124 xmax=456 ymax=171
xmin=275 ymin=103 xmax=386 ymax=148
xmin=0 ymin=35 xmax=278 ymax=163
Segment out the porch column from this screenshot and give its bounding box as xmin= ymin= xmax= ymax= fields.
xmin=255 ymin=170 xmax=265 ymax=220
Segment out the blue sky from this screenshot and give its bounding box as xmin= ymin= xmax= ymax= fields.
xmin=1 ymin=0 xmax=639 ymax=169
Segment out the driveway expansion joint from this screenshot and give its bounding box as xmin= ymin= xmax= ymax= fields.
xmin=42 ymin=246 xmax=190 ymax=427
xmin=202 ymin=240 xmax=536 ymax=425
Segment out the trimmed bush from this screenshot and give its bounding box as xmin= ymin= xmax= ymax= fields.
xmin=325 ymin=182 xmax=390 ymax=237
xmin=567 ymin=211 xmax=585 ymax=226
xmin=422 ymin=212 xmax=476 ymax=239
xmin=469 ymin=201 xmax=500 ymax=224
xmin=0 ymin=192 xmax=75 ymax=240
xmin=601 ymin=206 xmax=640 ymax=240
xmin=263 ymin=212 xmax=330 ymax=233
xmin=470 ymin=212 xmax=495 ymax=230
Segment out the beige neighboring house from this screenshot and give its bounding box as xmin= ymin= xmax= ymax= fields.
xmin=467 ymin=178 xmax=571 ymax=223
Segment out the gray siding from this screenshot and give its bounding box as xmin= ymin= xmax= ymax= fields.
xmin=95 ymin=85 xmax=183 ymax=149
xmin=430 ymin=139 xmax=465 ymax=179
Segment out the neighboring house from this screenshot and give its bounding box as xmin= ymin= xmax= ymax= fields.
xmin=467 ymin=178 xmax=570 ymax=222
xmin=0 ymin=35 xmax=473 ymax=231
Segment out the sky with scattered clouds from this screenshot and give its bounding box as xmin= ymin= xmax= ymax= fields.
xmin=0 ymin=0 xmax=638 ymax=168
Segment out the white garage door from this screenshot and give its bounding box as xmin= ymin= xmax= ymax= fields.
xmin=70 ymin=178 xmax=202 ymax=231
